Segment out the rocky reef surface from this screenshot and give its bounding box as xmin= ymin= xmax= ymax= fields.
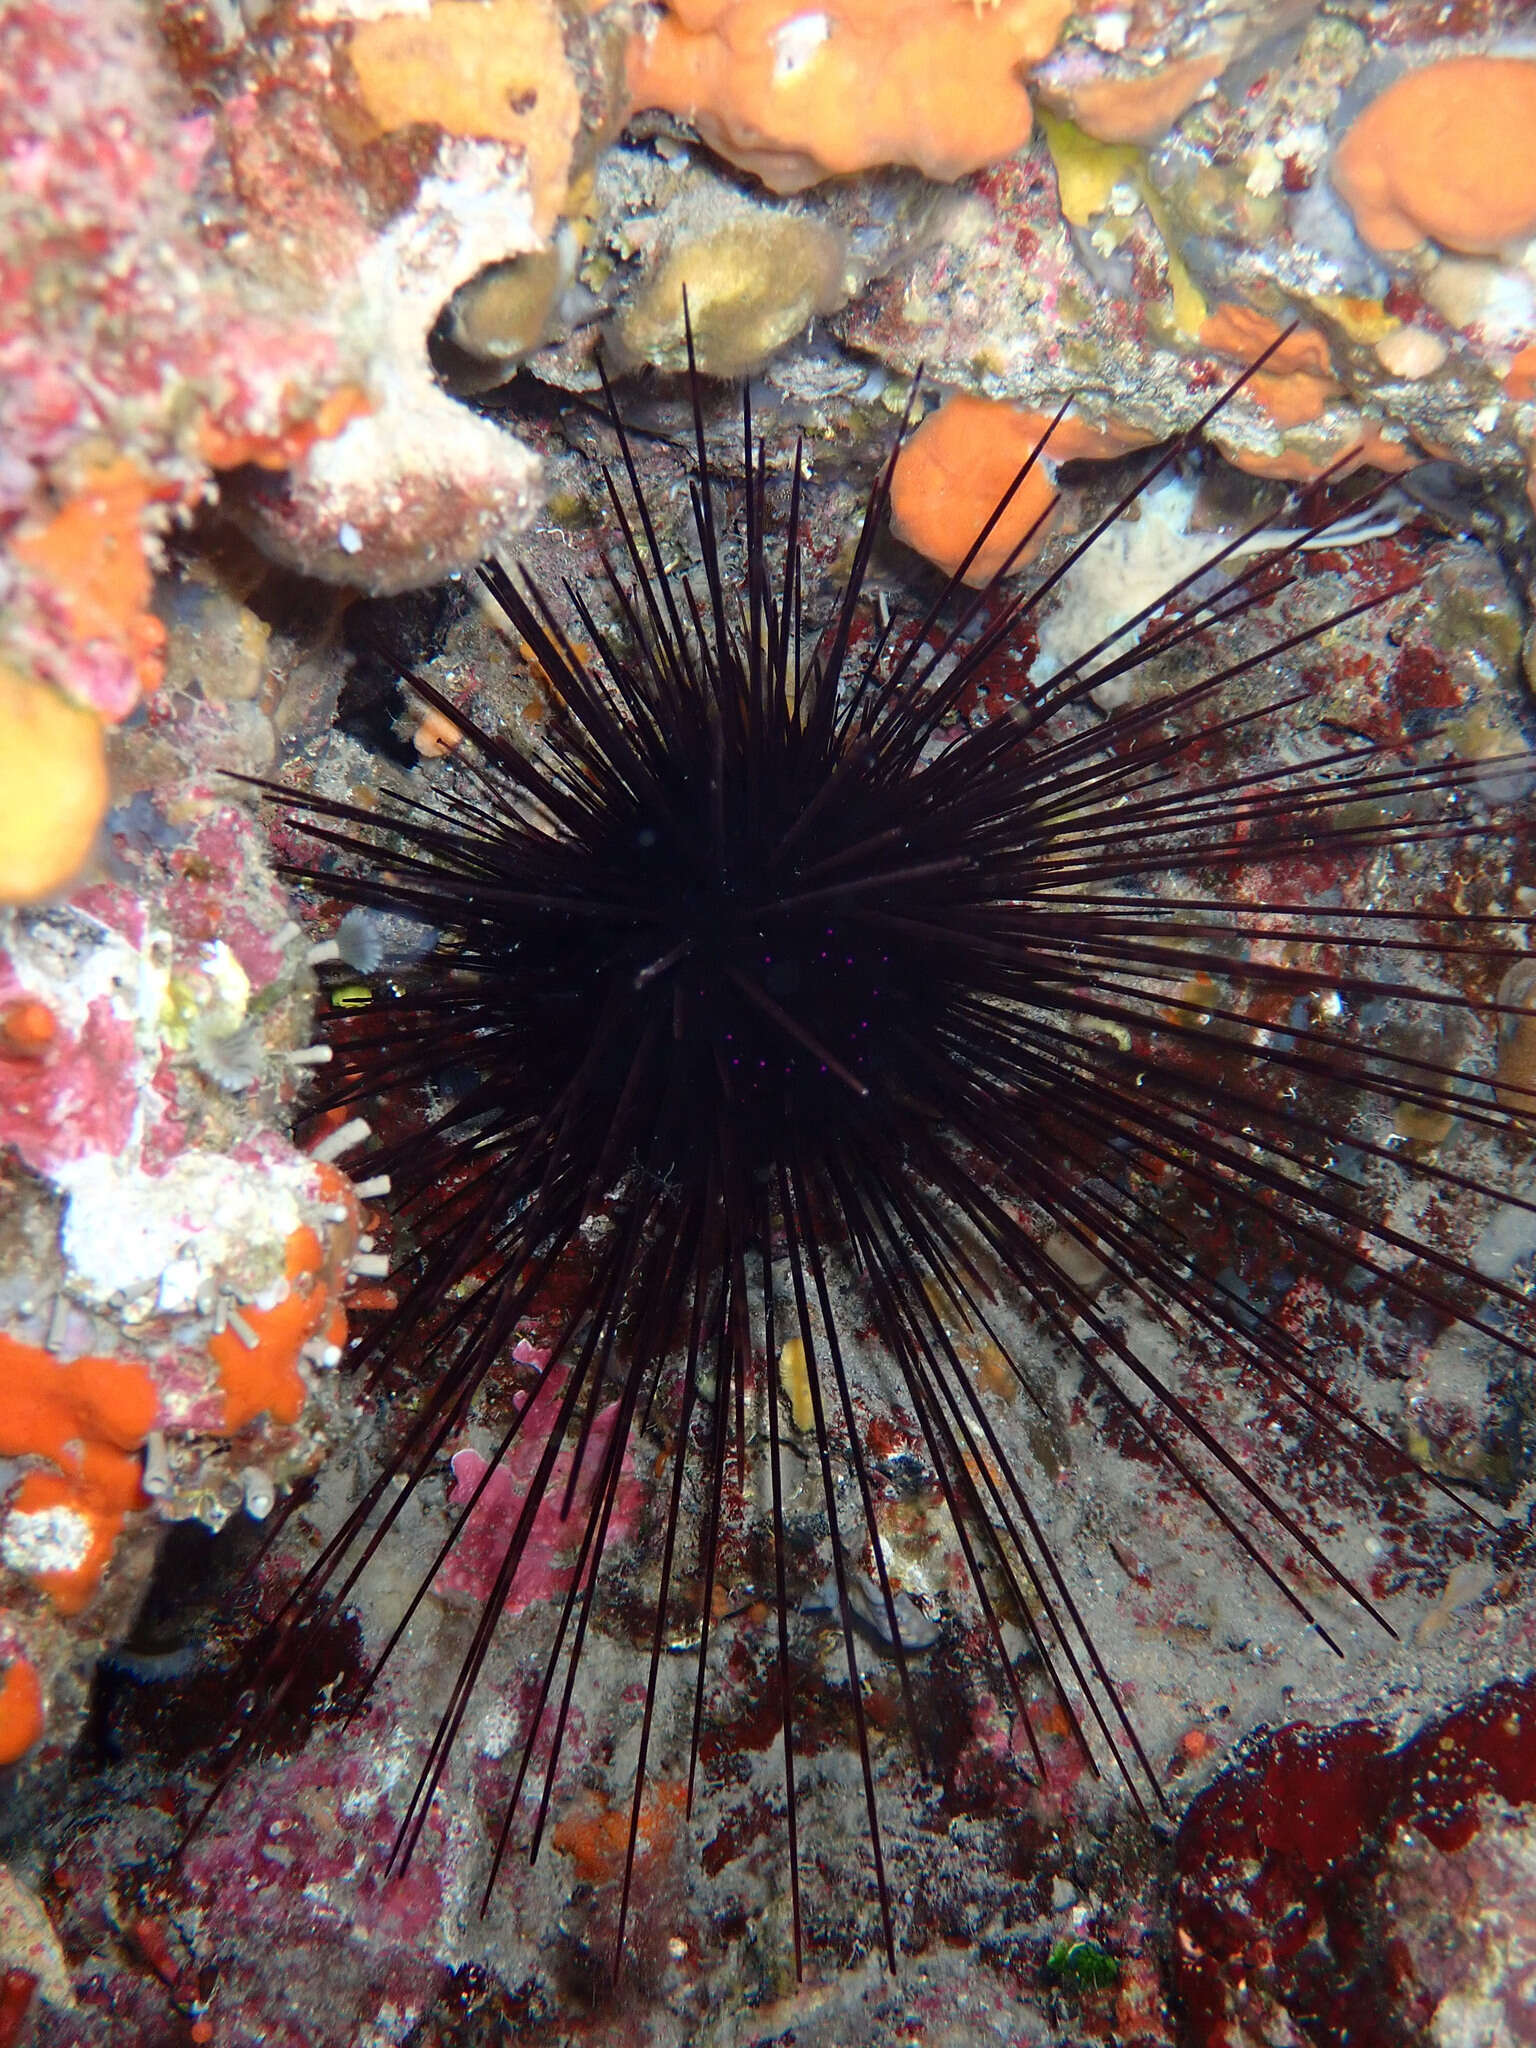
xmin=2 ymin=2 xmax=1535 ymax=2043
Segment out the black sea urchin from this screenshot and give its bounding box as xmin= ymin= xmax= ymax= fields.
xmin=230 ymin=345 xmax=1535 ymax=1975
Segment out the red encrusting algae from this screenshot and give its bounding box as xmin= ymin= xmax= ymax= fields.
xmin=1173 ymin=1675 xmax=1536 ymax=2045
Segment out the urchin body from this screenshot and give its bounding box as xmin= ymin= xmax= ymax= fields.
xmin=233 ymin=360 xmax=1535 ymax=1975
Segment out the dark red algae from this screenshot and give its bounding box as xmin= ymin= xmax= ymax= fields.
xmin=1172 ymin=1672 xmax=1536 ymax=2046
xmin=0 ymin=1973 xmax=36 ymax=2048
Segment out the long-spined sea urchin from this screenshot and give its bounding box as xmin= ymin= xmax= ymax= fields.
xmin=219 ymin=339 xmax=1535 ymax=1977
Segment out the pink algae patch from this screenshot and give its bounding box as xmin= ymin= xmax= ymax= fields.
xmin=180 ymin=1738 xmax=445 ymax=1950
xmin=0 ymin=992 xmax=139 ymax=1174
xmin=438 ymin=1361 xmax=647 ymax=1616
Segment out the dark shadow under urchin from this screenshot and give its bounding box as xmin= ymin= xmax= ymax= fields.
xmin=217 ymin=343 xmax=1536 ymax=1977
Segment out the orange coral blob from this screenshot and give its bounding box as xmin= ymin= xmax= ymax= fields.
xmin=11 ymin=458 xmax=166 ymax=699
xmin=209 ymin=1224 xmax=342 ymax=1431
xmin=348 ymin=0 xmax=581 ymax=232
xmin=891 ymin=397 xmax=1059 ymax=585
xmin=1200 ymin=304 xmax=1342 ymax=431
xmin=0 ymin=1336 xmax=155 ymax=1616
xmin=1246 ymin=370 xmax=1336 ymax=429
xmin=0 ymin=1656 xmax=44 ymax=1765
xmin=0 ymin=662 xmax=108 ymax=906
xmin=1215 ymin=420 xmax=1418 ymax=484
xmin=628 ymin=0 xmax=1073 ymax=194
xmin=1505 ymin=343 xmax=1536 ymax=403
xmin=0 ymin=1335 xmax=157 ymax=1470
xmin=1332 ymin=57 xmax=1536 ymax=257
xmin=1199 ymin=304 xmax=1333 ymax=380
xmin=412 ymin=707 xmax=465 ymax=757
xmin=0 ymin=1193 xmax=351 ymax=1634
xmin=8 ymin=1446 xmax=147 ymax=1616
xmin=199 ymin=386 xmax=371 ymax=473
xmin=1038 ymin=412 xmax=1159 ymax=466
xmin=889 ymin=395 xmax=1154 ymax=586
xmin=1 ymin=1000 xmax=57 ymax=1056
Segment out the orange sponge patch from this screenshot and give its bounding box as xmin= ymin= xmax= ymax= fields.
xmin=209 ymin=1224 xmax=339 ymax=1431
xmin=348 ymin=0 xmax=581 ymax=232
xmin=1246 ymin=370 xmax=1336 ymax=429
xmin=0 ymin=1336 xmax=157 ymax=1615
xmin=1199 ymin=304 xmax=1334 ymax=379
xmin=0 ymin=662 xmax=108 ymax=906
xmin=1199 ymin=304 xmax=1340 ymax=426
xmin=1 ymin=1000 xmax=57 ymax=1056
xmin=0 ymin=1334 xmax=157 ymax=1470
xmin=0 ymin=1655 xmax=44 ymax=1765
xmin=890 ymin=395 xmax=1153 ymax=587
xmin=1505 ymin=343 xmax=1536 ymax=403
xmin=1038 ymin=50 xmax=1224 ymax=147
xmin=1332 ymin=57 xmax=1536 ymax=257
xmin=552 ymin=1781 xmax=687 ymax=1885
xmin=12 ymin=458 xmax=166 ymax=700
xmin=891 ymin=396 xmax=1058 ymax=585
xmin=1032 ymin=412 xmax=1157 ymax=466
xmin=1215 ymin=419 xmax=1418 ymax=484
xmin=629 ymin=0 xmax=1073 ymax=194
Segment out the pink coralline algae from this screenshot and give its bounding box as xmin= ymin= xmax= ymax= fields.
xmin=181 ymin=1741 xmax=446 ymax=1952
xmin=0 ymin=803 xmax=290 ymax=1181
xmin=438 ymin=1354 xmax=648 ymax=1616
xmin=0 ymin=988 xmax=138 ymax=1178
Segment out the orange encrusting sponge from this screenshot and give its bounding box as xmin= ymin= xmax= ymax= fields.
xmin=11 ymin=457 xmax=167 ymax=700
xmin=628 ymin=0 xmax=1073 ymax=194
xmin=1198 ymin=304 xmax=1340 ymax=427
xmin=1197 ymin=301 xmax=1418 ymax=482
xmin=552 ymin=1781 xmax=688 ymax=1884
xmin=0 ymin=1655 xmax=44 ymax=1764
xmin=0 ymin=1000 xmax=57 ymax=1055
xmin=0 ymin=1187 xmax=356 ymax=1745
xmin=889 ymin=394 xmax=1154 ymax=586
xmin=1037 ymin=49 xmax=1225 ymax=147
xmin=209 ymin=1223 xmax=349 ymax=1432
xmin=1213 ymin=419 xmax=1417 ymax=484
xmin=199 ymin=386 xmax=371 ymax=473
xmin=0 ymin=663 xmax=109 ymax=906
xmin=0 ymin=1335 xmax=158 ymax=1471
xmin=1505 ymin=344 xmax=1536 ymax=403
xmin=347 ymin=0 xmax=581 ymax=233
xmin=1332 ymin=57 xmax=1536 ymax=257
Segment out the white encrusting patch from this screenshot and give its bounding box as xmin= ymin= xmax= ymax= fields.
xmin=1033 ymin=473 xmax=1405 ymax=710
xmin=2 ymin=1504 xmax=93 ymax=1578
xmin=772 ymin=11 xmax=829 ymax=82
